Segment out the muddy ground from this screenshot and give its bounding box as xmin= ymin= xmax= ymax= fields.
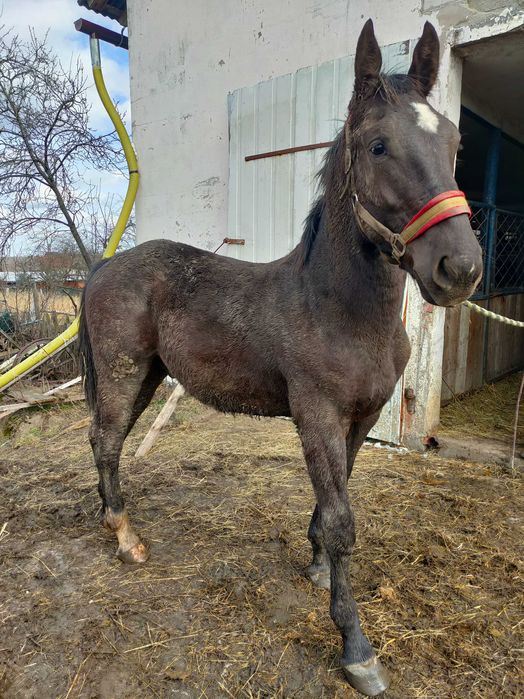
xmin=0 ymin=392 xmax=522 ymax=698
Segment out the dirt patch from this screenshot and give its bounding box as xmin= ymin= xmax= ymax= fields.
xmin=0 ymin=395 xmax=523 ymax=698
xmin=437 ymin=434 xmax=523 ymax=469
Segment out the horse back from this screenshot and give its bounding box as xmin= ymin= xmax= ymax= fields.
xmin=83 ymin=239 xmax=293 ymax=416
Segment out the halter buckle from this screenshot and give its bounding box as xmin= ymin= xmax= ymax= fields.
xmin=389 ymin=234 xmax=406 ymax=265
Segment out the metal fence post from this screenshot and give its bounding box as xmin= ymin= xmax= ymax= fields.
xmin=482 ymin=125 xmax=501 ymax=383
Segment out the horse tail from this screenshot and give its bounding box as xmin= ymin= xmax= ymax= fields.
xmin=79 ymin=259 xmax=109 ymax=414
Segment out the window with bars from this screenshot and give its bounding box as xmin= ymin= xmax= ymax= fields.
xmin=469 ymin=203 xmax=524 ymax=297
xmin=493 ymin=210 xmax=524 ymax=292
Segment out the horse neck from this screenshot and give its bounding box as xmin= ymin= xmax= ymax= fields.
xmin=301 ymin=190 xmax=406 ymax=333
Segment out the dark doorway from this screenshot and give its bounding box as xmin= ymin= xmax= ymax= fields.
xmin=456 ymin=108 xmax=524 ymax=298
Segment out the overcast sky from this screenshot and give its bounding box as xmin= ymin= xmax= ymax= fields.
xmin=1 ymin=0 xmax=131 ymax=251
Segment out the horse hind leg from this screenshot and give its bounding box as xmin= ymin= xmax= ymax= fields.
xmin=90 ymin=378 xmax=148 ymax=564
xmin=89 ymin=358 xmax=167 ymax=563
xmin=126 ymin=357 xmax=168 ymax=437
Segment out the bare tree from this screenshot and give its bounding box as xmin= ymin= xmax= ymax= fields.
xmin=83 ymin=186 xmax=135 ymax=256
xmin=22 ymin=240 xmax=84 ymax=314
xmin=0 ymin=28 xmax=125 ymax=268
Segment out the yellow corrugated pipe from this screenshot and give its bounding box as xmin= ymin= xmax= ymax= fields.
xmin=0 ymin=37 xmax=138 ymax=392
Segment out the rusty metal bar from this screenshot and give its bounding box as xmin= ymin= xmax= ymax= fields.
xmin=224 ymin=238 xmax=245 ymax=245
xmin=245 ymin=141 xmax=334 ymax=162
xmin=74 ymin=18 xmax=128 ymax=50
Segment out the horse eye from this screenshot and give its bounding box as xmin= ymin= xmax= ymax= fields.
xmin=370 ymin=141 xmax=387 ymax=156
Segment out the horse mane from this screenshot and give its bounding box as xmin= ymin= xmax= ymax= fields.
xmin=297 ymin=198 xmax=325 ymax=267
xmin=297 ymin=72 xmax=420 ymax=266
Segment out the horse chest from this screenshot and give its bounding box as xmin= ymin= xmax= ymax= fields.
xmin=330 ymin=341 xmax=404 ymax=418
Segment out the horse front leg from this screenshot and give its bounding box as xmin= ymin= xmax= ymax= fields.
xmin=306 ymin=412 xmax=380 ymax=592
xmin=295 ymin=403 xmax=389 ymax=697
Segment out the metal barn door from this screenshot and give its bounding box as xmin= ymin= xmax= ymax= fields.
xmin=227 ymin=40 xmax=416 ymax=444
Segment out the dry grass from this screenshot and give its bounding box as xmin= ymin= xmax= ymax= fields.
xmin=440 ymin=373 xmax=524 ymax=443
xmin=0 ymin=393 xmax=522 ymax=698
xmin=1 ymin=288 xmax=77 ymax=315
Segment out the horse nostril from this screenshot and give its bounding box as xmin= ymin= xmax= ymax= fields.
xmin=434 ymin=255 xmax=480 ymax=291
xmin=442 ymin=256 xmax=459 ymax=280
xmin=434 ymin=257 xmax=455 ymax=290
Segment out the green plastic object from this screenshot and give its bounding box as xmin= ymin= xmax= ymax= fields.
xmin=0 ymin=309 xmax=14 ymax=334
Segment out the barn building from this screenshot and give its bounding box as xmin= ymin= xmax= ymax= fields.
xmin=78 ymin=0 xmax=524 ymax=447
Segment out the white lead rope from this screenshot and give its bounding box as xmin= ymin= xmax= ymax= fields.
xmin=462 ymin=300 xmax=524 ymax=328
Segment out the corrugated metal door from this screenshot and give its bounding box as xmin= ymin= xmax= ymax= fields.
xmin=227 ymin=40 xmax=415 ymax=443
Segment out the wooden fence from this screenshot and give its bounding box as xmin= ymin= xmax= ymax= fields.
xmin=441 ymin=293 xmax=524 ymax=402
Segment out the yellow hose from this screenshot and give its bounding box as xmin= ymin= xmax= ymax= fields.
xmin=0 ymin=37 xmax=138 ymax=392
xmin=90 ymin=40 xmax=139 ymax=258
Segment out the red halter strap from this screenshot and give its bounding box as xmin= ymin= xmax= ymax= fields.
xmin=400 ymin=190 xmax=472 ymax=245
xmin=351 ymin=189 xmax=472 ymax=264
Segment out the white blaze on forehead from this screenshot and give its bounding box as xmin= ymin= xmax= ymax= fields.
xmin=411 ymin=102 xmax=439 ymax=134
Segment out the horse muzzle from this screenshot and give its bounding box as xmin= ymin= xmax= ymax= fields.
xmin=410 ymin=213 xmax=484 ymax=306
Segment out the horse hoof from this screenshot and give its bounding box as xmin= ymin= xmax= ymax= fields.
xmin=117 ymin=542 xmax=150 ymax=564
xmin=306 ymin=564 xmax=331 ymax=590
xmin=341 ymin=655 xmax=390 ymax=697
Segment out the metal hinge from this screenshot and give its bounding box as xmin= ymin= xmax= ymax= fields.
xmin=404 ymin=387 xmax=416 ymax=414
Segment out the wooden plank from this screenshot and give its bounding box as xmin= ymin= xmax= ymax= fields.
xmin=135 ymin=383 xmax=185 ymax=458
xmin=455 ymin=304 xmax=472 ymax=394
xmin=44 ymin=376 xmax=82 ymax=395
xmin=465 ymin=299 xmax=485 ymax=392
xmin=0 ymin=394 xmax=84 ymax=421
xmin=486 ymin=294 xmax=524 ymax=380
xmin=495 ymin=295 xmax=507 ymax=377
xmin=441 ymin=307 xmax=458 ymax=401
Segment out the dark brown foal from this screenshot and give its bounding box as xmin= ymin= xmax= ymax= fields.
xmin=79 ymin=20 xmax=482 ymax=696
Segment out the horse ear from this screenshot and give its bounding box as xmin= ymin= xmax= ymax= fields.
xmin=408 ymin=22 xmax=440 ymax=97
xmin=354 ymin=19 xmax=382 ymax=99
